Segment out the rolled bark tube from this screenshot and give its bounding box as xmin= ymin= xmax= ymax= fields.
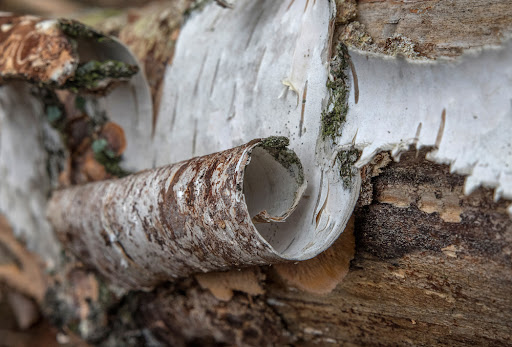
xmin=47 ymin=138 xmax=307 ymax=289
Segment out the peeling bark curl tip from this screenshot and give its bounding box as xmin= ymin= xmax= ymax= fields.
xmin=47 ymin=138 xmax=308 ymax=289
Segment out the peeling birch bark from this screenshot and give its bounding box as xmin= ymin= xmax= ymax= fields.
xmin=154 ymin=0 xmax=357 ymax=260
xmin=47 ymin=139 xmax=307 ymax=289
xmin=341 ymin=40 xmax=512 ymax=213
xmin=0 ymin=1 xmax=511 ymax=345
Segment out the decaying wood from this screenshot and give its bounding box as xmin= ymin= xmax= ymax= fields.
xmin=47 ymin=139 xmax=307 ymax=289
xmin=355 ymin=0 xmax=512 ymax=58
xmin=266 ymin=149 xmax=512 ymax=346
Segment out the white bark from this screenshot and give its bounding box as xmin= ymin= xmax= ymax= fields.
xmin=0 ymin=83 xmax=60 ymax=264
xmin=343 ymin=41 xmax=512 ymax=213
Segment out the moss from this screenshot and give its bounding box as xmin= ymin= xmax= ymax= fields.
xmin=58 ymin=18 xmax=107 ymax=41
xmin=321 ymin=44 xmax=350 ymax=141
xmin=336 ymin=147 xmax=360 ymax=189
xmin=63 ymin=60 xmax=138 ymax=92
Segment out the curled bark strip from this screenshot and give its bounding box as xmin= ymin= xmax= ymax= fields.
xmin=0 ymin=14 xmax=141 ymax=95
xmin=47 ymin=139 xmax=307 ymax=289
xmin=0 ymin=14 xmax=77 ymax=85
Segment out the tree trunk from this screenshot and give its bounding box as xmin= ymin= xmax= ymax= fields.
xmin=0 ymin=0 xmax=511 ymax=346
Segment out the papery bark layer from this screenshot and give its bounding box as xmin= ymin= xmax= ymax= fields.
xmin=47 ymin=139 xmax=306 ymax=289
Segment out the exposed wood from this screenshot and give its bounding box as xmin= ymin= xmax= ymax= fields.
xmin=354 ymin=0 xmax=512 ymax=58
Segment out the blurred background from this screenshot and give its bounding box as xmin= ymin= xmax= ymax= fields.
xmin=0 ymin=2 xmax=158 ymax=345
xmin=0 ymin=0 xmax=150 ymax=16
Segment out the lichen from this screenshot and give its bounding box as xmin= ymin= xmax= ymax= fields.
xmin=260 ymin=136 xmax=304 ymax=185
xmin=92 ymin=138 xmax=129 ymax=177
xmin=261 ymin=136 xmax=289 ymax=149
xmin=339 ymin=22 xmax=425 ymax=59
xmin=58 ymin=18 xmax=107 ymax=42
xmin=335 ymin=0 xmax=357 ymax=24
xmin=321 ymin=44 xmax=350 ymax=141
xmin=62 ymin=60 xmax=138 ymax=93
xmin=336 ymin=147 xmax=360 ymax=189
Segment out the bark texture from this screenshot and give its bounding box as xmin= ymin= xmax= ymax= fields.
xmin=266 ymin=149 xmax=512 ymax=346
xmin=355 ymin=0 xmax=512 ymax=58
xmin=1 ymin=1 xmax=512 ymax=346
xmin=48 ymin=139 xmax=306 ymax=289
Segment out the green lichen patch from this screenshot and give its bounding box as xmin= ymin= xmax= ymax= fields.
xmin=260 ymin=137 xmax=304 ymax=185
xmin=321 ymin=44 xmax=350 ymax=141
xmin=336 ymin=147 xmax=360 ymax=189
xmin=62 ymin=60 xmax=138 ymax=92
xmin=92 ymin=138 xmax=129 ymax=177
xmin=58 ymin=18 xmax=107 ymax=41
xmin=261 ymin=136 xmax=290 ymax=149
